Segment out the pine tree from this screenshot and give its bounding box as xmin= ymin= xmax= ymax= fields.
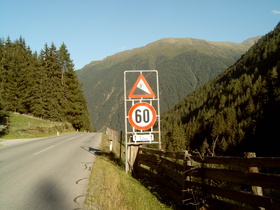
xmin=48 ymin=43 xmax=64 ymax=121
xmin=15 ymin=37 xmax=37 ymax=114
xmin=31 ymin=48 xmax=47 ymax=118
xmin=0 ymin=37 xmax=37 ymax=114
xmin=1 ymin=37 xmax=25 ymax=112
xmin=0 ymin=38 xmax=6 ymax=117
xmin=38 ymin=43 xmax=63 ymax=121
xmin=37 ymin=43 xmax=52 ymax=119
xmin=58 ymin=43 xmax=92 ymax=131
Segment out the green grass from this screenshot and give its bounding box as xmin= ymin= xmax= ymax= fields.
xmin=84 ymin=134 xmax=172 ymax=210
xmin=8 ymin=113 xmax=62 ymax=130
xmin=0 ymin=112 xmax=75 ymax=139
xmin=84 ymin=157 xmax=171 ymax=210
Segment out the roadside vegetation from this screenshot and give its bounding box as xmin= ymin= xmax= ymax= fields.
xmin=0 ymin=37 xmax=92 ymax=132
xmin=84 ymin=134 xmax=171 ymax=210
xmin=0 ymin=112 xmax=75 ymax=140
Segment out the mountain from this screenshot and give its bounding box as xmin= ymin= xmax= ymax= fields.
xmin=76 ymin=37 xmax=260 ymax=131
xmin=161 ymin=23 xmax=280 ymax=156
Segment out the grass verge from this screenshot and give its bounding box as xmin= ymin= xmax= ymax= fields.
xmin=84 ymin=134 xmax=171 ymax=210
xmin=0 ymin=112 xmax=75 ymax=139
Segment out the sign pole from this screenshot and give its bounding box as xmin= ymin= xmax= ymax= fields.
xmin=124 ymin=71 xmax=128 ymax=173
xmin=156 ymin=70 xmax=161 ymax=150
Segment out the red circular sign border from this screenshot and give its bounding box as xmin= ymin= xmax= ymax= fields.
xmin=128 ymin=102 xmax=157 ymax=130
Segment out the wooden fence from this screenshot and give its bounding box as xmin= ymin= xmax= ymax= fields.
xmin=133 ymin=147 xmax=280 ymax=210
xmin=106 ymin=127 xmax=125 ymax=162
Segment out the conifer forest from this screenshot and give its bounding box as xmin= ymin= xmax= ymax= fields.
xmin=0 ymin=37 xmax=92 ymax=131
xmin=161 ymin=23 xmax=280 ymax=157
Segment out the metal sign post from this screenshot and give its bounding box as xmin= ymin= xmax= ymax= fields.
xmin=124 ymin=70 xmax=161 ymax=173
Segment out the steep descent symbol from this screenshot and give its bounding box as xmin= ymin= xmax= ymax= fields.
xmin=128 ymin=74 xmax=156 ymax=98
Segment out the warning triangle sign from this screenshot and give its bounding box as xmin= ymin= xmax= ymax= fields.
xmin=128 ymin=74 xmax=156 ymax=98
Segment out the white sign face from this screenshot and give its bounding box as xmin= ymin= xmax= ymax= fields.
xmin=128 ymin=102 xmax=156 ymax=130
xmin=133 ymin=134 xmax=154 ymax=142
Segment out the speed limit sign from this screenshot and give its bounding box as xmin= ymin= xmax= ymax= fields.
xmin=128 ymin=102 xmax=157 ymax=130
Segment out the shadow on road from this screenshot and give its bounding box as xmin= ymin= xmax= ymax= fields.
xmin=35 ymin=179 xmax=69 ymax=210
xmin=80 ymin=146 xmax=101 ymax=155
xmin=81 ymin=145 xmax=124 ymax=167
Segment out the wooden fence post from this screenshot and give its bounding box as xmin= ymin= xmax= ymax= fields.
xmin=127 ymin=144 xmax=140 ymax=173
xmin=182 ymin=150 xmax=192 ymax=205
xmin=245 ymin=152 xmax=265 ymax=210
xmin=119 ymin=131 xmax=122 ymax=163
xmin=5 ymin=116 xmax=8 ymax=126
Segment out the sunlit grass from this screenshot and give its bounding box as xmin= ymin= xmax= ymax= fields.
xmin=85 ymin=156 xmax=171 ymax=210
xmin=84 ymin=134 xmax=171 ymax=210
xmin=0 ymin=112 xmax=75 ymax=139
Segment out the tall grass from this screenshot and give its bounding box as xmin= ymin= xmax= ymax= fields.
xmin=85 ymin=157 xmax=171 ymax=210
xmin=84 ymin=134 xmax=171 ymax=210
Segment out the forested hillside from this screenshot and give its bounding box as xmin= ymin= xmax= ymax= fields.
xmin=77 ymin=37 xmax=259 ymax=131
xmin=0 ymin=37 xmax=92 ymax=131
xmin=161 ymin=23 xmax=280 ymax=157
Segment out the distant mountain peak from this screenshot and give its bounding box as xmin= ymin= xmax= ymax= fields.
xmin=241 ymin=36 xmax=262 ymax=46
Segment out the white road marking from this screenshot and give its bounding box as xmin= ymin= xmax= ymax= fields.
xmin=33 ymin=145 xmax=55 ymax=156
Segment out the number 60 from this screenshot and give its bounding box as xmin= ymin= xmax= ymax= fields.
xmin=135 ymin=109 xmax=150 ymax=123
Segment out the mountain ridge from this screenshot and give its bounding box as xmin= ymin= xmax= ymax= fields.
xmin=78 ymin=37 xmax=259 ymax=71
xmin=77 ymin=36 xmax=260 ymax=131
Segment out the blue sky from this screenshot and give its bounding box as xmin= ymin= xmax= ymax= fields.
xmin=1 ymin=0 xmax=280 ymax=70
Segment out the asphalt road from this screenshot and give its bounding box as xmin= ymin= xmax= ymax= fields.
xmin=0 ymin=132 xmax=102 ymax=210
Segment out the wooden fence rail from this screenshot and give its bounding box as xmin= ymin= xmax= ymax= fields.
xmin=133 ymin=147 xmax=280 ymax=210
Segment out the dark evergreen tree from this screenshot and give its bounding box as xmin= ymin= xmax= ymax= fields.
xmin=0 ymin=37 xmax=36 ymax=114
xmin=0 ymin=37 xmax=92 ymax=131
xmin=58 ymin=43 xmax=92 ymax=131
xmin=47 ymin=43 xmax=64 ymax=121
xmin=15 ymin=37 xmax=37 ymax=114
xmin=37 ymin=43 xmax=63 ymax=121
xmin=0 ymin=38 xmax=6 ymax=117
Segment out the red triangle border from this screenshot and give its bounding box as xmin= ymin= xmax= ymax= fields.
xmin=128 ymin=74 xmax=156 ymax=98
